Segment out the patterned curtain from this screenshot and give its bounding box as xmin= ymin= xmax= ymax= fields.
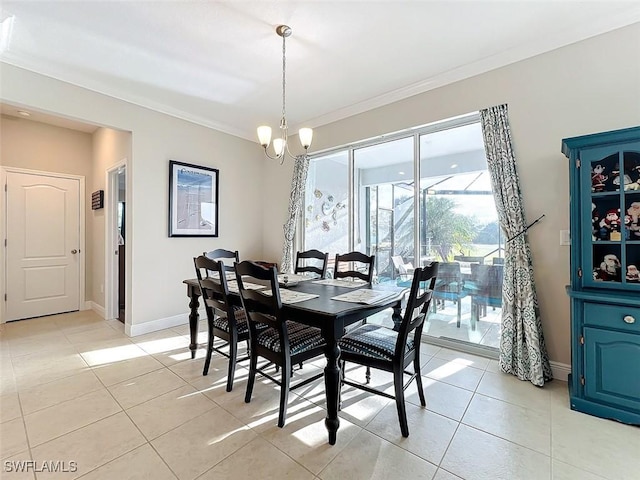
xmin=281 ymin=154 xmax=310 ymax=273
xmin=480 ymin=104 xmax=552 ymax=386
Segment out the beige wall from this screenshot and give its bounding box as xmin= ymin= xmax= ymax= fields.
xmin=1 ymin=63 xmax=265 ymax=332
xmin=0 ymin=117 xmax=94 ymax=301
xmin=91 ymin=127 xmax=132 ymax=308
xmin=262 ymin=24 xmax=640 ymax=365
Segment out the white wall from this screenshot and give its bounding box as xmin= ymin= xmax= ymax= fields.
xmin=262 ymin=24 xmax=640 ymax=365
xmin=1 ymin=64 xmax=265 ymax=332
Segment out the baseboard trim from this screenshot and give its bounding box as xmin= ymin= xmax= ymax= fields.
xmin=90 ymin=302 xmax=106 ymax=319
xmin=550 ymin=361 xmax=571 ymax=381
xmin=82 ymin=301 xmax=92 ymax=311
xmin=125 ymin=310 xmax=205 ymax=337
xmin=424 ymin=335 xmax=572 ymax=381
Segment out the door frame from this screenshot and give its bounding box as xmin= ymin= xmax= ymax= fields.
xmin=1 ymin=166 xmax=86 ymax=323
xmin=105 ymin=159 xmax=127 ymax=322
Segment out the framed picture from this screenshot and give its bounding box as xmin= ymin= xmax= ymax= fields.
xmin=168 ymin=160 xmax=219 ymax=237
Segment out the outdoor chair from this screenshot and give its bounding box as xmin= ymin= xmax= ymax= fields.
xmin=432 ymin=262 xmax=468 ymax=327
xmin=467 ymin=264 xmax=503 ymax=331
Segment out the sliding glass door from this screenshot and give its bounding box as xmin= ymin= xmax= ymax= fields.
xmin=302 ymin=114 xmax=502 ymax=352
xmin=419 ymin=122 xmax=503 ymax=350
xmin=354 ymin=137 xmax=415 ymax=283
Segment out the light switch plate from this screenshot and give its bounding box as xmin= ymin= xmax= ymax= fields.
xmin=560 ymin=230 xmax=571 ymax=246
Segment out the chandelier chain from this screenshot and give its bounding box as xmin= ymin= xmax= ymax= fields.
xmin=281 ymin=29 xmax=287 ymax=131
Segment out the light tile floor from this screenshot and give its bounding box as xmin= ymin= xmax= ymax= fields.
xmin=1 ymin=311 xmax=638 ymax=480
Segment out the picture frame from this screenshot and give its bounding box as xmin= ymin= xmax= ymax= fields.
xmin=168 ymin=160 xmax=219 ymax=237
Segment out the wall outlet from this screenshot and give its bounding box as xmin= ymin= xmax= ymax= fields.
xmin=560 ymin=230 xmax=571 ymax=246
xmin=100 ymin=284 xmax=104 ymax=293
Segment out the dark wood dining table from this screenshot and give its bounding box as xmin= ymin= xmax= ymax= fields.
xmin=182 ymin=277 xmax=407 ymax=445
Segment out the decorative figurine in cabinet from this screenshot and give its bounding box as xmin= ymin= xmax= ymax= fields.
xmin=562 ymin=126 xmax=640 ymax=425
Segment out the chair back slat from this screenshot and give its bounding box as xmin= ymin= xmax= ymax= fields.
xmin=295 ymin=249 xmax=329 ymax=278
xmin=234 ymin=261 xmax=289 ymax=347
xmin=194 ymin=255 xmax=234 ymax=322
xmin=204 ymin=249 xmax=239 ymax=272
xmin=334 ymin=251 xmax=375 ymax=283
xmin=395 ymin=262 xmax=438 ymax=358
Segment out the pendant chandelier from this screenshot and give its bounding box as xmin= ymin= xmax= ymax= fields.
xmin=257 ymin=25 xmax=313 ymax=164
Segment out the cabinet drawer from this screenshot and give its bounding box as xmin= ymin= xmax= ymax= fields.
xmin=584 ymin=303 xmax=640 ymax=333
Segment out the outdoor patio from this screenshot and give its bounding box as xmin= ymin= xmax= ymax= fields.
xmin=367 ymin=295 xmax=501 ymax=351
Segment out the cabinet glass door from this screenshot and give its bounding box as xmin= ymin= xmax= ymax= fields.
xmin=583 ymin=142 xmax=640 ymax=289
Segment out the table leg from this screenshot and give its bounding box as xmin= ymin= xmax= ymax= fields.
xmin=324 ymin=341 xmax=341 ymax=445
xmin=392 ymin=300 xmax=403 ymax=332
xmin=188 ymin=287 xmax=200 ymax=359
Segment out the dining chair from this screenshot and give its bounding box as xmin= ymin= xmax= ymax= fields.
xmin=334 ymin=251 xmax=375 ymax=283
xmin=467 ymin=264 xmax=503 ymax=330
xmin=204 ymin=248 xmax=239 ymax=273
xmin=431 ymin=262 xmax=468 ymax=327
xmin=193 ymin=255 xmax=249 ymax=391
xmin=234 ymin=260 xmax=326 ymax=428
xmin=294 ymin=249 xmax=329 ymax=279
xmin=338 ymin=262 xmax=439 ymax=437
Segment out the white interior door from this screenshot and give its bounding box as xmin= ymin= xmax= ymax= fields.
xmin=6 ymin=171 xmax=80 ymax=321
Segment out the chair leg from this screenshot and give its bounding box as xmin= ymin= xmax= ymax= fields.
xmin=244 ymin=347 xmax=258 ymax=404
xmin=456 ymin=300 xmax=462 ymax=328
xmin=278 ymin=357 xmax=291 ymax=428
xmin=394 ymin=367 xmax=409 ymax=437
xmin=414 ymin=355 xmax=426 ymax=407
xmin=203 ymin=321 xmax=214 ymax=376
xmin=365 ymin=366 xmax=371 ymax=384
xmin=226 ymin=333 xmax=238 ymax=392
xmin=471 ymin=303 xmax=478 ymax=331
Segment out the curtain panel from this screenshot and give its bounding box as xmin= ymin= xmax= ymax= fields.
xmin=480 ymin=104 xmax=553 ymax=386
xmin=281 ymin=155 xmax=310 ymax=273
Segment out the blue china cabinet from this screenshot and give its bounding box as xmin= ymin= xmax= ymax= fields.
xmin=562 ymin=126 xmax=640 ymax=425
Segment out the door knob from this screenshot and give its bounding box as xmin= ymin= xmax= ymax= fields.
xmin=71 ymin=249 xmax=78 ymax=254
xmin=623 ymin=315 xmax=635 ymax=324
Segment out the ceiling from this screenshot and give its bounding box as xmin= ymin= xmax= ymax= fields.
xmin=1 ymin=1 xmax=639 ymax=140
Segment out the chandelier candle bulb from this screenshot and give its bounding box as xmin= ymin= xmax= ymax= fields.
xmin=257 ymin=126 xmax=272 ymax=147
xmin=273 ymin=138 xmax=285 ymax=157
xmin=299 ymin=128 xmax=313 ymax=149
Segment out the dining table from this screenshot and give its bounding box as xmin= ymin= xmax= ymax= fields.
xmin=182 ymin=276 xmax=408 ymax=445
